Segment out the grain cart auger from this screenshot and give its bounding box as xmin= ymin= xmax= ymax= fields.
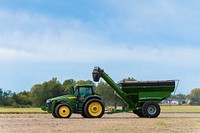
xmin=92 ymin=66 xmax=176 ymax=118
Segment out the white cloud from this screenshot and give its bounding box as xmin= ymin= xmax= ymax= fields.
xmin=0 ymin=8 xmax=200 ymax=69
xmin=1 ymin=33 xmax=200 ymax=69
xmin=102 ymin=1 xmax=200 ymax=42
xmin=0 ymin=47 xmax=34 ymax=60
xmin=128 ymin=46 xmax=200 ymax=68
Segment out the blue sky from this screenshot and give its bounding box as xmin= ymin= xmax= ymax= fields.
xmin=0 ymin=0 xmax=200 ymax=94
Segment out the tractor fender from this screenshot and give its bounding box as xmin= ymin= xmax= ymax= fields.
xmin=82 ymin=95 xmax=104 ymax=108
xmin=52 ymin=99 xmax=75 ymax=113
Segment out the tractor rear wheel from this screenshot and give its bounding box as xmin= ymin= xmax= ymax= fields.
xmin=142 ymin=101 xmax=160 ymax=118
xmin=84 ymin=99 xmax=104 ymax=118
xmin=55 ymin=103 xmax=72 ymax=118
xmin=81 ymin=111 xmax=89 ymax=118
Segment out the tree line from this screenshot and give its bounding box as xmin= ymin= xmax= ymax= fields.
xmin=0 ymin=77 xmax=200 ymax=107
xmin=0 ymin=77 xmax=124 ymax=107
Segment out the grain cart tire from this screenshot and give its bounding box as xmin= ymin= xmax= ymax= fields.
xmin=133 ymin=110 xmax=145 ymax=117
xmin=55 ymin=103 xmax=72 ymax=118
xmin=84 ymin=99 xmax=104 ymax=118
xmin=142 ymin=101 xmax=160 ymax=118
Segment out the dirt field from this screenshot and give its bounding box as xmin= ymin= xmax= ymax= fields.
xmin=0 ymin=113 xmax=200 ymax=133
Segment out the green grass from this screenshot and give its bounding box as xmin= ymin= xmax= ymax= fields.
xmin=0 ymin=105 xmax=200 ymax=114
xmin=0 ymin=107 xmax=46 ymax=114
xmin=107 ymin=105 xmax=200 ymax=113
xmin=161 ymin=105 xmax=200 ymax=113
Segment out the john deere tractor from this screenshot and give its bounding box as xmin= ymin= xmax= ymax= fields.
xmin=41 ymin=84 xmax=104 ymax=118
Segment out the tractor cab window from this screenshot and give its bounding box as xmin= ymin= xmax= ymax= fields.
xmin=79 ymin=87 xmax=93 ymax=99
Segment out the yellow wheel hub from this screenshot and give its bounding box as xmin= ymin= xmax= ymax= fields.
xmin=88 ymin=102 xmax=102 ymax=117
xmin=59 ymin=106 xmax=70 ymax=117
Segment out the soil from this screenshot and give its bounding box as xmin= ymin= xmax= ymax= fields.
xmin=0 ymin=113 xmax=200 ymax=133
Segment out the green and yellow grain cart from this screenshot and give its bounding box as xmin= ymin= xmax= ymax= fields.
xmin=92 ymin=66 xmax=176 ymax=118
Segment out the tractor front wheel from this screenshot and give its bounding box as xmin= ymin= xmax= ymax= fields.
xmin=142 ymin=101 xmax=160 ymax=118
xmin=84 ymin=99 xmax=104 ymax=118
xmin=55 ymin=103 xmax=72 ymax=118
xmin=52 ymin=111 xmax=59 ymax=118
xmin=81 ymin=111 xmax=89 ymax=118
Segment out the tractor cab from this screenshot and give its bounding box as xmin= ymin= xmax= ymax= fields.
xmin=72 ymin=84 xmax=95 ymax=101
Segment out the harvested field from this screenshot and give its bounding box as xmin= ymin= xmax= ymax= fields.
xmin=0 ymin=113 xmax=200 ymax=133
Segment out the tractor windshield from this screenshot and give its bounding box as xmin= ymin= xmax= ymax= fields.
xmin=79 ymin=86 xmax=93 ymax=98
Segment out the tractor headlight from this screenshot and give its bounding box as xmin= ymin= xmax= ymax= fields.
xmin=46 ymin=100 xmax=52 ymax=110
xmin=46 ymin=100 xmax=51 ymax=104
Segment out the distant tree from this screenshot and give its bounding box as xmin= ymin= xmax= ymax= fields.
xmin=95 ymin=81 xmax=123 ymax=106
xmin=95 ymin=77 xmax=137 ymax=106
xmin=85 ymin=80 xmax=95 ymax=86
xmin=63 ymin=79 xmax=76 ymax=85
xmin=76 ymin=80 xmax=94 ymax=85
xmin=30 ymin=77 xmax=64 ymax=106
xmin=30 ymin=84 xmax=44 ymax=106
xmin=12 ymin=92 xmax=20 ymax=104
xmin=0 ymin=88 xmax=3 ymax=105
xmin=3 ymin=90 xmax=12 ymax=98
xmin=95 ymin=81 xmax=114 ymax=106
xmin=0 ymin=88 xmax=3 ymax=97
xmin=18 ymin=91 xmax=32 ymax=106
xmin=62 ymin=79 xmax=76 ymax=94
xmin=188 ymin=88 xmax=200 ymax=105
xmin=0 ymin=89 xmax=13 ymax=106
xmin=46 ymin=77 xmax=63 ymax=97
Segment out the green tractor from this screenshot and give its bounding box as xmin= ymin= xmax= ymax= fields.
xmin=41 ymin=84 xmax=105 ymax=118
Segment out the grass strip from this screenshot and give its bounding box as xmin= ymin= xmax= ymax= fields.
xmin=0 ymin=107 xmax=46 ymax=114
xmin=1 ymin=105 xmax=200 ymax=114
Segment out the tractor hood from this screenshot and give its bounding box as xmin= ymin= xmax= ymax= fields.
xmin=47 ymin=94 xmax=76 ymax=103
xmin=42 ymin=94 xmax=77 ymax=112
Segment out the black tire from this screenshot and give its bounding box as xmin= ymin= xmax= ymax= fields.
xmin=142 ymin=101 xmax=160 ymax=118
xmin=81 ymin=111 xmax=89 ymax=118
xmin=84 ymin=99 xmax=104 ymax=118
xmin=52 ymin=111 xmax=59 ymax=118
xmin=55 ymin=103 xmax=72 ymax=118
xmin=133 ymin=110 xmax=145 ymax=117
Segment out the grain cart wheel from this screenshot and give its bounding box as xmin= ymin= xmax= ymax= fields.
xmin=142 ymin=101 xmax=160 ymax=118
xmin=133 ymin=110 xmax=145 ymax=117
xmin=55 ymin=103 xmax=72 ymax=118
xmin=84 ymin=99 xmax=104 ymax=118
